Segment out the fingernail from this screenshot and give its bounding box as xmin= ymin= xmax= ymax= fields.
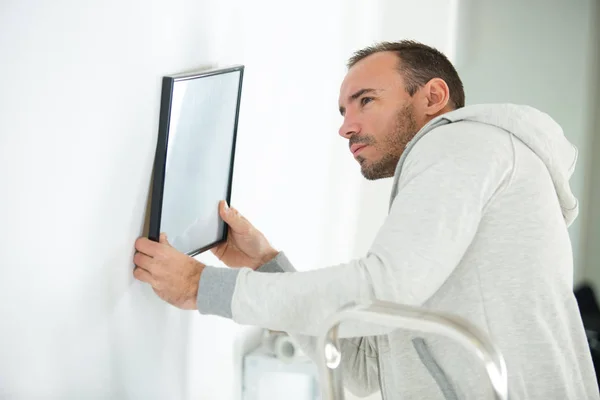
xmin=224 ymin=201 xmax=230 ymax=212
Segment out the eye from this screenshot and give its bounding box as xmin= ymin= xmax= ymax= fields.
xmin=360 ymin=97 xmax=374 ymax=106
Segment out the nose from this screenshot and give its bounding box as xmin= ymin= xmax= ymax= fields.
xmin=338 ymin=115 xmax=360 ymax=139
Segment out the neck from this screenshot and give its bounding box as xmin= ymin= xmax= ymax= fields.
xmin=419 ymin=106 xmax=454 ymax=130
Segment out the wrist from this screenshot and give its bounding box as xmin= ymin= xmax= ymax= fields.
xmin=254 ymin=248 xmax=279 ymax=270
xmin=185 ymin=261 xmax=203 ymax=310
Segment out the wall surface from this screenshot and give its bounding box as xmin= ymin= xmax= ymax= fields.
xmin=0 ymin=1 xmax=217 ymax=398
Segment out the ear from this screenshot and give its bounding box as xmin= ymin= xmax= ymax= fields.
xmin=422 ymin=78 xmax=451 ymax=116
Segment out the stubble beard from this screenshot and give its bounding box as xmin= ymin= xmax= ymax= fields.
xmin=358 ymin=103 xmax=419 ymax=180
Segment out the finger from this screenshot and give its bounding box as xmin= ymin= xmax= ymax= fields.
xmin=230 ymin=205 xmax=251 ymax=224
xmin=219 ymin=201 xmax=251 ymax=233
xmin=218 ymin=200 xmax=230 ymax=219
xmin=159 ymin=232 xmax=171 ymax=247
xmin=133 ymin=266 xmax=157 ymax=287
xmin=219 ymin=200 xmax=239 ymax=220
xmin=134 ymin=251 xmax=156 ymax=273
xmin=135 ymin=236 xmax=162 ymax=256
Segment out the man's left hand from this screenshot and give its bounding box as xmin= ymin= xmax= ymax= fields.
xmin=133 ymin=233 xmax=204 ymax=310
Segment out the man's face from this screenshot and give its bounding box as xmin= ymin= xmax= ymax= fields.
xmin=338 ymin=51 xmax=422 ymax=180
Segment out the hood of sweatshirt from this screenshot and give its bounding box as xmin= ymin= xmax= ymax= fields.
xmin=391 ymin=103 xmax=579 ymax=226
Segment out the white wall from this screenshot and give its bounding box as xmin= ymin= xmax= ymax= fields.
xmin=0 ymin=0 xmax=218 ymax=398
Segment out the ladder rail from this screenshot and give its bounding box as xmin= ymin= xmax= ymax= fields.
xmin=316 ymin=300 xmax=508 ymax=400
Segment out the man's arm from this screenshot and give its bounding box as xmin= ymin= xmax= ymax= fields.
xmin=198 ymin=125 xmax=514 ymax=338
xmin=257 ymin=252 xmax=382 ymax=398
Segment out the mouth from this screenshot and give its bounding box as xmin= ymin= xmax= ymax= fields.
xmin=350 ymin=143 xmax=368 ymax=156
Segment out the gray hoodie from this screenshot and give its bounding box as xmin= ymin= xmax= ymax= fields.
xmin=198 ymin=104 xmax=599 ymax=399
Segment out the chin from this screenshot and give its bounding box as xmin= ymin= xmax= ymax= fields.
xmin=361 ymin=170 xmax=393 ymax=181
xmin=360 ymin=165 xmax=384 ymax=180
xmin=359 ymin=158 xmax=396 ymax=180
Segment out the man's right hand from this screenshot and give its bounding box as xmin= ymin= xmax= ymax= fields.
xmin=210 ymin=200 xmax=279 ymax=270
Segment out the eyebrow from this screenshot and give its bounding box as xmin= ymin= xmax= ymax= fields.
xmin=339 ymin=88 xmax=380 ymax=116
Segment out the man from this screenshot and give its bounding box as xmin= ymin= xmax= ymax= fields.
xmin=133 ymin=40 xmax=600 ymax=399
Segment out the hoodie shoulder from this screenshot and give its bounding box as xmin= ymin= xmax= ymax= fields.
xmin=390 ymin=104 xmax=579 ymax=226
xmin=401 ymin=120 xmax=515 ymax=179
xmin=440 ymin=104 xmax=579 ymax=226
xmin=388 ymin=120 xmax=516 ymax=212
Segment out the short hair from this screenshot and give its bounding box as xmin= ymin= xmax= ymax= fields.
xmin=347 ymin=40 xmax=465 ymax=109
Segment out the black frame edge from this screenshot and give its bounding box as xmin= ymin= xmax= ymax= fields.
xmin=148 ymin=76 xmax=175 ymax=242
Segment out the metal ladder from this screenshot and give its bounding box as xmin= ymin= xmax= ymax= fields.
xmin=315 ymin=300 xmax=509 ymax=400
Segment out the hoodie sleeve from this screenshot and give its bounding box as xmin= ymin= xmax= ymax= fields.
xmin=249 ymin=253 xmax=382 ymax=398
xmin=197 ymin=124 xmax=514 ymax=337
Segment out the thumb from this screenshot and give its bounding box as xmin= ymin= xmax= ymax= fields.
xmin=159 ymin=232 xmax=172 ymax=247
xmin=219 ymin=200 xmax=249 ymax=230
